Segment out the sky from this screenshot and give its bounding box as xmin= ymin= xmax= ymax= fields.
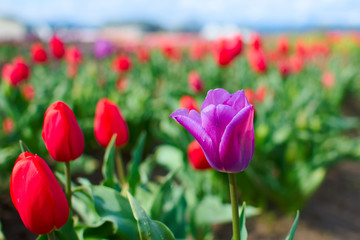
xmin=1 ymin=0 xmax=360 ymax=30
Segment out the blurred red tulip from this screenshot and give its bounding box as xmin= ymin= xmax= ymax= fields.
xmin=250 ymin=33 xmax=262 ymax=50
xmin=112 ymin=54 xmax=132 ymax=74
xmin=49 ymin=35 xmax=65 ymax=59
xmin=94 ymin=98 xmax=129 ymax=148
xmin=21 ymin=83 xmax=35 ymax=101
xmin=10 ymin=152 xmax=69 ymax=234
xmin=277 ymin=36 xmax=289 ymax=56
xmin=136 ymin=46 xmax=150 ymax=63
xmin=187 ymin=140 xmax=212 ymax=170
xmin=322 ymin=71 xmax=335 ymax=89
xmin=66 ymin=64 xmax=78 ymax=79
xmin=116 ymin=77 xmax=127 ymax=92
xmin=2 ymin=57 xmax=30 ymax=86
xmin=289 ymin=54 xmax=304 ymax=74
xmin=247 ymin=48 xmax=267 ymax=74
xmin=42 ymin=101 xmax=84 ymax=162
xmin=65 ymin=46 xmax=82 ymax=65
xmin=13 ymin=57 xmax=30 ymax=81
xmin=244 ymin=89 xmax=255 ymax=105
xmin=161 ymin=44 xmax=182 ymax=62
xmin=212 ymin=35 xmax=242 ymax=67
xmin=188 ymin=71 xmax=204 ymax=94
xmin=277 ymin=59 xmax=290 ymax=77
xmin=255 ymin=85 xmax=267 ymax=103
xmin=189 ymin=41 xmax=208 ymax=61
xmin=30 ymin=43 xmax=48 ymax=63
xmin=2 ymin=117 xmax=14 ymax=134
xmin=180 ymin=95 xmax=199 ymax=112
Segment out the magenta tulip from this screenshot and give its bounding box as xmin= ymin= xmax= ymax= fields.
xmin=170 ymin=89 xmax=254 ymax=173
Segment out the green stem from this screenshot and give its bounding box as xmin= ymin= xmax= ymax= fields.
xmin=115 ymin=149 xmax=126 ymax=186
xmin=47 ymin=231 xmax=56 ymax=240
xmin=228 ymin=173 xmax=240 ymax=240
xmin=64 ymin=162 xmax=72 ymax=210
xmin=19 ymin=140 xmax=25 ymax=153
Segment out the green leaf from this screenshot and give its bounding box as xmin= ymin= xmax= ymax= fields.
xmin=155 ymin=145 xmax=183 ymax=171
xmin=128 ymin=132 xmax=147 ymax=194
xmin=55 ymin=214 xmax=79 ymax=240
xmin=102 ymin=134 xmax=117 ymax=188
xmin=285 ymin=210 xmax=300 ymax=240
xmin=195 ymin=196 xmax=259 ymax=226
xmin=128 ymin=192 xmax=175 ymax=240
xmin=150 ymin=170 xmax=178 ymax=220
xmin=0 ymin=222 xmax=4 ymax=240
xmin=72 ymin=185 xmax=140 ymax=240
xmin=239 ymin=202 xmax=247 ymax=240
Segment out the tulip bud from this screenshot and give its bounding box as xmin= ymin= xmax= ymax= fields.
xmin=322 ymin=71 xmax=335 ymax=89
xmin=21 ymin=83 xmax=35 ymax=101
xmin=2 ymin=117 xmax=14 ymax=134
xmin=188 ymin=71 xmax=204 ymax=94
xmin=10 ymin=152 xmax=69 ymax=235
xmin=112 ymin=54 xmax=132 ymax=74
xmin=179 ymin=95 xmax=199 ymax=112
xmin=49 ymin=35 xmax=65 ymax=59
xmin=42 ymin=101 xmax=84 ymax=162
xmin=94 ymin=98 xmax=129 ymax=148
xmin=188 ymin=140 xmax=212 ymax=170
xmin=136 ymin=46 xmax=150 ymax=63
xmin=31 ymin=43 xmax=48 ymax=64
xmin=65 ymin=46 xmax=82 ymax=66
xmin=247 ymin=48 xmax=267 ymax=74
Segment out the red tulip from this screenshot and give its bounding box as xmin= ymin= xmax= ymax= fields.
xmin=2 ymin=117 xmax=14 ymax=134
xmin=255 ymin=86 xmax=267 ymax=103
xmin=244 ymin=89 xmax=255 ymax=105
xmin=322 ymin=71 xmax=335 ymax=89
xmin=21 ymin=83 xmax=35 ymax=101
xmin=277 ymin=59 xmax=290 ymax=78
xmin=161 ymin=44 xmax=182 ymax=62
xmin=136 ymin=46 xmax=150 ymax=63
xmin=189 ymin=41 xmax=208 ymax=61
xmin=116 ymin=77 xmax=127 ymax=92
xmin=250 ymin=33 xmax=262 ymax=50
xmin=65 ymin=46 xmax=82 ymax=65
xmin=31 ymin=43 xmax=48 ymax=63
xmin=94 ymin=98 xmax=129 ymax=148
xmin=112 ymin=54 xmax=132 ymax=74
xmin=42 ymin=101 xmax=84 ymax=162
xmin=66 ymin=64 xmax=78 ymax=79
xmin=2 ymin=57 xmax=30 ymax=87
xmin=247 ymin=48 xmax=267 ymax=74
xmin=179 ymin=95 xmax=199 ymax=112
xmin=188 ymin=71 xmax=204 ymax=94
xmin=289 ymin=54 xmax=304 ymax=74
xmin=10 ymin=152 xmax=69 ymax=235
xmin=277 ymin=36 xmax=289 ymax=56
xmin=212 ymin=36 xmax=242 ymax=67
xmin=187 ymin=140 xmax=212 ymax=170
xmin=49 ymin=35 xmax=65 ymax=59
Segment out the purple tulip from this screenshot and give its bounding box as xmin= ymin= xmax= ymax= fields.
xmin=170 ymin=89 xmax=254 ymax=173
xmin=94 ymin=39 xmax=114 ymax=60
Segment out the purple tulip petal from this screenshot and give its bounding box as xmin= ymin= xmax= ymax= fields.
xmin=201 ymin=88 xmax=231 ymax=111
xmin=224 ymin=90 xmax=250 ymax=111
xmin=219 ymin=105 xmax=254 ymax=172
xmin=170 ymin=109 xmax=219 ymax=169
xmin=201 ymin=104 xmax=237 ymax=148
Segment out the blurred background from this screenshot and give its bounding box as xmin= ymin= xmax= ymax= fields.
xmin=0 ymin=1 xmax=360 ymax=240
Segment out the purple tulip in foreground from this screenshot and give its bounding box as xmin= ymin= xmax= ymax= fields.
xmin=170 ymin=88 xmax=254 ymax=173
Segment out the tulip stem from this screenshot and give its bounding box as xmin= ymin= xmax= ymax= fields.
xmin=229 ymin=173 xmax=240 ymax=240
xmin=116 ymin=149 xmax=126 ymax=186
xmin=47 ymin=231 xmax=56 ymax=240
xmin=64 ymin=162 xmax=72 ymax=209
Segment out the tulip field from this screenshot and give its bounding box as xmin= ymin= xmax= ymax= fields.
xmin=0 ymin=32 xmax=360 ymax=240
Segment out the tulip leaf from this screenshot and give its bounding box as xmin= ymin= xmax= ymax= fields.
xmin=55 ymin=214 xmax=79 ymax=240
xmin=285 ymin=210 xmax=300 ymax=240
xmin=155 ymin=145 xmax=183 ymax=171
xmin=128 ymin=132 xmax=147 ymax=194
xmin=239 ymin=202 xmax=248 ymax=240
xmin=102 ymin=134 xmax=117 ymax=188
xmin=128 ymin=192 xmax=175 ymax=240
xmin=150 ymin=169 xmax=178 ymax=220
xmin=195 ymin=196 xmax=259 ymax=226
xmin=72 ymin=185 xmax=140 ymax=240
